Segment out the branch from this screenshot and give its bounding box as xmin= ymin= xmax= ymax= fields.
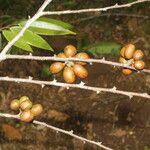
xmin=42 ymin=0 xmax=150 ymax=16
xmin=0 ymin=112 xmax=113 ymax=150
xmin=0 ymin=0 xmax=52 ymax=56
xmin=0 ymin=76 xmax=149 ymax=99
xmin=4 ymin=54 xmax=150 ymax=74
xmin=0 ymin=0 xmax=149 ymax=58
xmin=72 ymin=13 xmax=150 ymax=23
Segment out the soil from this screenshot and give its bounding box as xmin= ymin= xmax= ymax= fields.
xmin=0 ymin=0 xmax=150 ymax=150
xmin=0 ymin=55 xmax=150 ymax=150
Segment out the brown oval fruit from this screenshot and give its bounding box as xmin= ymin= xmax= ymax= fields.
xmin=19 ymin=96 xmax=30 ymax=104
xmin=64 ymin=44 xmax=77 ymax=57
xmin=57 ymin=52 xmax=66 ymax=58
xmin=10 ymin=99 xmax=20 ymax=110
xmin=133 ymin=50 xmax=144 ymax=60
xmin=120 ymin=47 xmax=126 ymax=57
xmin=31 ymin=104 xmax=43 ymax=116
xmin=73 ymin=64 xmax=88 ymax=78
xmin=50 ymin=62 xmax=65 ymax=74
xmin=134 ymin=60 xmax=145 ymax=70
xmin=20 ymin=99 xmax=32 ymax=110
xmin=124 ymin=44 xmax=135 ymax=59
xmin=63 ymin=67 xmax=75 ymax=83
xmin=122 ymin=68 xmax=132 ymax=75
xmin=75 ymin=52 xmax=90 ymax=65
xmin=119 ymin=57 xmax=127 ymax=64
xmin=20 ymin=110 xmax=34 ymax=122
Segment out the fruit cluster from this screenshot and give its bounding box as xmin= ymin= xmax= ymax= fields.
xmin=50 ymin=44 xmax=90 ymax=83
xmin=119 ymin=44 xmax=145 ymax=75
xmin=10 ymin=96 xmax=43 ymax=122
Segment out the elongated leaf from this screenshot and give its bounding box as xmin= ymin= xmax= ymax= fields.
xmin=19 ymin=18 xmax=76 ymax=35
xmin=83 ymin=42 xmax=121 ymax=56
xmin=38 ymin=18 xmax=73 ymax=30
xmin=10 ymin=27 xmax=53 ymax=51
xmin=2 ymin=30 xmax=32 ymax=52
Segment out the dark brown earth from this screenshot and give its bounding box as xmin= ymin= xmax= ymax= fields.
xmin=0 ymin=0 xmax=150 ymax=150
xmin=0 ymin=55 xmax=150 ymax=150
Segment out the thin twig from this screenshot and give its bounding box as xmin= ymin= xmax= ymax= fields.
xmin=4 ymin=54 xmax=150 ymax=74
xmin=0 ymin=76 xmax=149 ymax=99
xmin=42 ymin=0 xmax=150 ymax=16
xmin=73 ymin=13 xmax=150 ymax=23
xmin=97 ymin=13 xmax=150 ymax=19
xmin=0 ymin=112 xmax=113 ymax=150
xmin=0 ymin=0 xmax=53 ymax=56
xmin=0 ymin=0 xmax=150 ymax=58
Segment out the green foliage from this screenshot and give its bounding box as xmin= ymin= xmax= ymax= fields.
xmin=19 ymin=18 xmax=76 ymax=36
xmin=1 ymin=17 xmax=75 ymax=52
xmin=83 ymin=42 xmax=121 ymax=56
xmin=3 ymin=29 xmax=32 ymax=52
xmin=0 ymin=0 xmax=13 ymax=9
xmin=0 ymin=15 xmax=16 ymax=27
xmin=11 ymin=27 xmax=52 ymax=51
xmin=41 ymin=65 xmax=52 ymax=78
xmin=3 ymin=26 xmax=53 ymax=52
xmin=63 ymin=1 xmax=77 ymax=9
xmin=77 ymin=36 xmax=90 ymax=51
xmin=15 ymin=123 xmax=21 ymax=128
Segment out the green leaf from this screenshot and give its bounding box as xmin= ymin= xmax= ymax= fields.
xmin=77 ymin=37 xmax=90 ymax=51
xmin=19 ymin=17 xmax=76 ymax=35
xmin=0 ymin=15 xmax=16 ymax=27
xmin=2 ymin=29 xmax=33 ymax=52
xmin=41 ymin=65 xmax=52 ymax=78
xmin=10 ymin=27 xmax=53 ymax=51
xmin=39 ymin=18 xmax=73 ymax=30
xmin=83 ymin=42 xmax=121 ymax=56
xmin=63 ymin=1 xmax=77 ymax=9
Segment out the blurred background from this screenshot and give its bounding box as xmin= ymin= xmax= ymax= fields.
xmin=0 ymin=0 xmax=150 ymax=150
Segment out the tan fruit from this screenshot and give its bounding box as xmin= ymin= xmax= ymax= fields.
xmin=119 ymin=57 xmax=127 ymax=64
xmin=133 ymin=50 xmax=144 ymax=60
xmin=124 ymin=44 xmax=135 ymax=59
xmin=20 ymin=99 xmax=32 ymax=110
xmin=50 ymin=62 xmax=65 ymax=74
xmin=20 ymin=110 xmax=34 ymax=122
xmin=31 ymin=104 xmax=43 ymax=116
xmin=64 ymin=44 xmax=77 ymax=57
xmin=73 ymin=64 xmax=88 ymax=78
xmin=10 ymin=99 xmax=20 ymax=110
xmin=122 ymin=68 xmax=132 ymax=75
xmin=63 ymin=67 xmax=75 ymax=83
xmin=75 ymin=52 xmax=90 ymax=65
xmin=120 ymin=47 xmax=126 ymax=57
xmin=57 ymin=52 xmax=66 ymax=58
xmin=19 ymin=96 xmax=30 ymax=104
xmin=134 ymin=60 xmax=145 ymax=70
